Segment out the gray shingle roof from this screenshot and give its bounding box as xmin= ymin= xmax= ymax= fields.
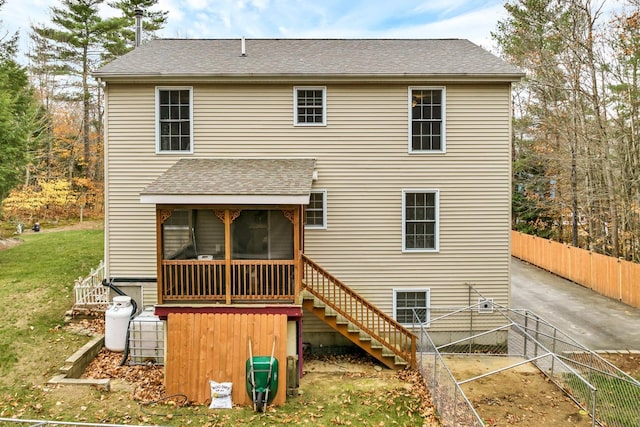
xmin=94 ymin=39 xmax=522 ymax=80
xmin=141 ymin=158 xmax=316 ymax=197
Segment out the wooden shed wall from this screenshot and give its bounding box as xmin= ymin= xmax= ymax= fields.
xmin=165 ymin=312 xmax=288 ymax=406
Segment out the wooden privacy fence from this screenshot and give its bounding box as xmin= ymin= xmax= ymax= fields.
xmin=511 ymin=231 xmax=640 ymax=308
xmin=165 ymin=312 xmax=287 ymax=406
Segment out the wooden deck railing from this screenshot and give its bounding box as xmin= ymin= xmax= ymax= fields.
xmin=301 ymin=254 xmax=416 ymax=368
xmin=161 ymin=259 xmax=295 ymax=303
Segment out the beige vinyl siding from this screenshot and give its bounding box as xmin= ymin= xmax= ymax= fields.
xmin=105 ymin=82 xmax=512 ymax=323
xmin=142 ymin=284 xmax=157 ymax=308
xmin=105 ymin=83 xmax=173 ymax=279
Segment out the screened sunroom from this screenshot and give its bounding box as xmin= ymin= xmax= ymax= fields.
xmin=140 ymin=158 xmax=315 ymax=305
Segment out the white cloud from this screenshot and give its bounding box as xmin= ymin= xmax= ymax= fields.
xmin=185 ymin=0 xmax=210 ymax=11
xmin=2 ymin=0 xmax=51 ymax=34
xmin=368 ymin=3 xmax=508 ymax=51
xmin=413 ymin=0 xmax=473 ymax=15
xmin=158 ymin=0 xmax=185 ymax=24
xmin=1 ymin=0 xmax=510 ymax=61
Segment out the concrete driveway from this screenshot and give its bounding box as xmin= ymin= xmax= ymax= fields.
xmin=511 ymin=257 xmax=640 ymax=350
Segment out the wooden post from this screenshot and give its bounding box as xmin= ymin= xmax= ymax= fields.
xmin=156 ymin=209 xmax=172 ymax=305
xmin=293 ymin=207 xmax=301 ymax=303
xmin=224 ymin=210 xmax=232 ymax=305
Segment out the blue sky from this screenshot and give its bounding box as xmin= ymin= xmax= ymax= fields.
xmin=1 ymin=0 xmax=509 ymax=60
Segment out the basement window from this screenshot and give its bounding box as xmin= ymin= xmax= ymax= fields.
xmin=393 ymin=289 xmax=430 ymax=326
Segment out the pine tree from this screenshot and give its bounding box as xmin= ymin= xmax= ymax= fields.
xmin=31 ymin=0 xmax=123 ymax=179
xmin=30 ymin=0 xmax=167 ymax=180
xmin=0 ymin=0 xmax=40 ymax=200
xmin=104 ymin=0 xmax=168 ymax=60
xmin=0 ymin=65 xmax=39 ymax=201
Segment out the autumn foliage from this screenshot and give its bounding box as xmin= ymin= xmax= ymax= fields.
xmin=0 ymin=97 xmax=106 ymax=224
xmin=1 ymin=178 xmax=103 ymax=223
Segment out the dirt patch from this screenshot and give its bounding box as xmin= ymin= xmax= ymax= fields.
xmin=600 ymin=352 xmax=640 ymax=380
xmin=82 ymin=349 xmax=165 ymax=402
xmin=445 ymin=355 xmax=593 ymax=426
xmin=64 ymin=316 xmax=105 ymax=336
xmin=34 ymin=220 xmax=103 ymax=233
xmin=0 ymin=237 xmax=22 ymax=251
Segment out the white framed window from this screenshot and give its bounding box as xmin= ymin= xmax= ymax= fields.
xmin=393 ymin=288 xmax=430 ymax=325
xmin=409 ymin=87 xmax=445 ymax=153
xmin=156 ymin=87 xmax=193 ymax=153
xmin=402 ymin=189 xmax=439 ymax=252
xmin=294 ymin=86 xmax=326 ymax=126
xmin=305 ymin=190 xmax=327 ymax=229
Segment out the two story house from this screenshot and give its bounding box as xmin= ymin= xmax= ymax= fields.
xmin=94 ymin=38 xmax=522 ymax=406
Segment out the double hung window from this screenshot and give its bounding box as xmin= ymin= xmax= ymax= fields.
xmin=305 ymin=190 xmax=327 ymax=229
xmin=157 ymin=87 xmax=193 ymax=153
xmin=409 ymin=87 xmax=445 ymax=152
xmin=403 ymin=190 xmax=439 ymax=252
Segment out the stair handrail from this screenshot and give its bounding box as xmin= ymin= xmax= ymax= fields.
xmin=301 ymin=254 xmax=416 ymax=368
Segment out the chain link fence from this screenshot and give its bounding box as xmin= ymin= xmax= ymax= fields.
xmin=506 ymin=309 xmax=640 ymax=427
xmin=413 ymin=297 xmax=640 ymax=427
xmin=416 ymin=323 xmax=484 ymax=426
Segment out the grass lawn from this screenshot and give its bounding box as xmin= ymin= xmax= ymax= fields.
xmin=0 ymin=228 xmax=103 ymax=388
xmin=0 ymin=227 xmax=433 ymax=426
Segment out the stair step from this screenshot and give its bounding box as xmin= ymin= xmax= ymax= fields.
xmin=394 ymin=356 xmax=408 ymax=366
xmin=381 ymin=348 xmax=397 ymax=358
xmin=370 ymin=340 xmax=383 ymax=350
xmin=347 ymin=322 xmax=360 ymax=333
xmin=302 ymin=271 xmax=415 ymax=371
xmin=324 ymin=306 xmax=338 ymax=316
xmin=324 ymin=308 xmax=338 ymax=318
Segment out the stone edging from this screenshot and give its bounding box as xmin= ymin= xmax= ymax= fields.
xmin=48 ymin=334 xmax=110 ymax=391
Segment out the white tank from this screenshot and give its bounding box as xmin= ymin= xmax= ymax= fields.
xmin=105 ymin=295 xmax=134 ymax=352
xmin=129 ymin=307 xmax=165 ymax=365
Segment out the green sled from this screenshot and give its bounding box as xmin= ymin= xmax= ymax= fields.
xmin=246 ymin=356 xmax=279 ymax=411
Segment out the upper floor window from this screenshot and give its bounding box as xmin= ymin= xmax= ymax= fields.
xmin=156 ymin=87 xmax=193 ymax=153
xmin=402 ymin=189 xmax=439 ymax=252
xmin=305 ymin=190 xmax=327 ymax=229
xmin=409 ymin=87 xmax=445 ymax=153
xmin=294 ymin=87 xmax=326 ymax=126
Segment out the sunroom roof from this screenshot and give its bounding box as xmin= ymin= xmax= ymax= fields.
xmin=140 ymin=158 xmax=316 ymax=205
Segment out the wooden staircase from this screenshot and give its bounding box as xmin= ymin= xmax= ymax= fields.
xmin=301 ymin=254 xmax=416 ymax=370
